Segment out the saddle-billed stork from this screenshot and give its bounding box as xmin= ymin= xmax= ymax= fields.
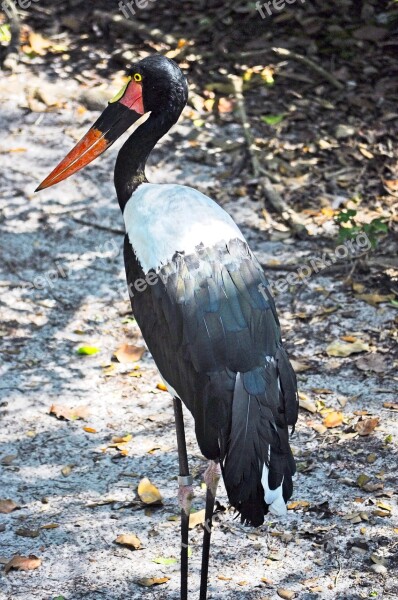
xmin=36 ymin=54 xmax=298 ymax=599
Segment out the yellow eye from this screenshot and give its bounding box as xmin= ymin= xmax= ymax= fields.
xmin=133 ymin=73 xmax=142 ymax=82
xmin=109 ymin=76 xmax=132 ymax=104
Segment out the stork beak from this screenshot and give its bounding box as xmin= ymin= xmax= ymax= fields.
xmin=35 ymin=80 xmax=145 ymax=191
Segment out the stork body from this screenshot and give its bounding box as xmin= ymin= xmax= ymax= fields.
xmin=37 ymin=54 xmax=299 ymax=599
xmin=123 ymin=182 xmax=297 ymax=524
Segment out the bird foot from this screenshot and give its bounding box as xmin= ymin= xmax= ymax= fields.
xmin=204 ymin=460 xmax=221 ymax=497
xmin=178 ymin=475 xmax=194 ymax=515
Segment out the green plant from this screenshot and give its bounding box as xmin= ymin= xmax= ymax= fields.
xmin=334 ymin=208 xmax=388 ymax=248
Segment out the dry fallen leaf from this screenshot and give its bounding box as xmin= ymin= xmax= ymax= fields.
xmin=83 ymin=426 xmax=97 ymax=433
xmin=287 ymin=500 xmax=310 ymax=510
xmin=0 ymin=499 xmax=19 ymax=514
xmin=356 ymin=354 xmax=389 ymax=373
xmin=290 ymin=359 xmax=311 ymax=373
xmin=383 ymin=402 xmax=398 ymax=411
xmin=137 ymin=478 xmax=163 ymax=505
xmin=15 ymin=528 xmax=40 ymax=538
xmin=189 ymin=509 xmax=206 ymax=529
xmin=277 ymin=589 xmax=296 ymax=600
xmin=4 ymin=555 xmax=41 ymax=573
xmin=114 ymin=344 xmax=145 ymax=363
xmin=136 ymin=577 xmax=169 ymax=587
xmin=111 ymin=434 xmax=132 ymax=444
xmin=115 ymin=533 xmax=141 ymax=550
xmin=323 ymin=411 xmax=343 ymax=428
xmin=355 ymin=417 xmax=379 ymax=436
xmin=326 ymin=339 xmax=369 ymax=357
xmin=298 ymin=392 xmax=317 ymax=413
xmin=24 ymin=32 xmax=52 ymax=55
xmin=356 ymin=293 xmax=394 ymax=307
xmin=310 ymin=422 xmax=328 ymax=435
xmin=49 ymin=404 xmax=90 ymax=421
xmin=156 ymin=382 xmax=168 ymax=392
xmin=1 ymin=455 xmax=17 ymax=466
xmin=61 ymin=465 xmax=74 ymax=477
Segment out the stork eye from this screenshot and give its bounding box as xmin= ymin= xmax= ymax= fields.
xmin=133 ymin=73 xmax=142 ymax=82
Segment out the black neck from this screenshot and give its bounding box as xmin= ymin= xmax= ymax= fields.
xmin=114 ymin=112 xmax=173 ymax=212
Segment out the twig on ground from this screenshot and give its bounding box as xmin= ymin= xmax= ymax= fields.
xmin=70 ymin=217 xmax=124 ymax=236
xmin=230 ymin=47 xmax=344 ymax=90
xmin=228 ymin=74 xmax=308 ymax=236
xmin=272 ymin=47 xmax=345 ymax=91
xmin=334 ymin=556 xmax=342 ymax=587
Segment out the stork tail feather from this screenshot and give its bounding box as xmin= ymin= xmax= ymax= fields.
xmin=221 ymin=354 xmax=297 ymax=526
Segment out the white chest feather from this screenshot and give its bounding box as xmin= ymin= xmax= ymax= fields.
xmin=123 ymin=183 xmax=245 ymax=273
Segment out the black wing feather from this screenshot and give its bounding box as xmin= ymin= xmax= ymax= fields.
xmin=124 ymin=236 xmax=298 ymax=525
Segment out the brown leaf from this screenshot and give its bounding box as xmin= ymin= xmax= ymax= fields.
xmin=115 ymin=533 xmax=141 ymax=550
xmin=383 ymin=402 xmax=398 ymax=411
xmin=114 ymin=344 xmax=145 ymax=363
xmin=298 ymin=392 xmax=317 ymax=413
xmin=290 ymin=359 xmax=311 ymax=373
xmin=287 ymin=500 xmax=310 ymax=510
xmin=0 ymin=499 xmax=19 ymax=514
xmin=326 ymin=340 xmax=369 ymax=357
xmin=61 ymin=465 xmax=74 ymax=477
xmin=355 ymin=293 xmax=394 ymax=307
xmin=111 ymin=434 xmax=132 ymax=444
xmin=136 ymin=577 xmax=169 ymax=587
xmin=323 ymin=411 xmax=343 ymax=428
xmin=189 ymin=509 xmax=206 ymax=529
xmin=4 ymin=555 xmax=41 ymax=573
xmin=355 ymin=417 xmax=379 ymax=436
xmin=15 ymin=528 xmax=40 ymax=538
xmin=83 ymin=426 xmax=97 ymax=433
xmin=137 ymin=478 xmax=162 ymax=505
xmin=24 ymin=32 xmax=52 ymax=55
xmin=1 ymin=455 xmax=17 ymax=466
xmin=309 ymin=422 xmax=328 ymax=435
xmin=356 ymin=354 xmax=389 ymax=373
xmin=277 ymin=589 xmax=296 ymax=600
xmin=49 ymin=404 xmax=90 ymax=421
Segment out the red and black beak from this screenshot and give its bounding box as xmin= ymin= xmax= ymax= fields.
xmin=35 ymin=79 xmax=145 ymax=191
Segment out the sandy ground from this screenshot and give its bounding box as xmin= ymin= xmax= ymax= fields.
xmin=0 ymin=72 xmax=397 ymax=600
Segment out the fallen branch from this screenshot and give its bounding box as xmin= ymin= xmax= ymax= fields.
xmin=70 ymin=217 xmax=124 ymax=235
xmin=228 ymin=74 xmax=308 ymax=236
xmin=92 ymin=10 xmax=177 ymax=47
xmin=272 ymin=47 xmax=344 ymax=91
xmin=230 ymin=47 xmax=344 ymax=91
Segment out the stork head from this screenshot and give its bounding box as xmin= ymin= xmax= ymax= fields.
xmin=35 ymin=54 xmax=188 ymax=191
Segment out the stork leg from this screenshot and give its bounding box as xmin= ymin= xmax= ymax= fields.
xmin=173 ymin=397 xmax=194 ymax=600
xmin=199 ymin=460 xmax=221 ymax=600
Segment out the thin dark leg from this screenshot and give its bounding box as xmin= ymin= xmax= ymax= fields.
xmin=199 ymin=460 xmax=221 ymax=600
xmin=173 ymin=397 xmax=193 ymax=600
